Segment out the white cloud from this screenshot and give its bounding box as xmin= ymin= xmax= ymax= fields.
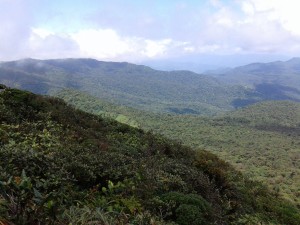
xmin=241 ymin=2 xmax=255 ymax=15
xmin=243 ymin=0 xmax=300 ymax=36
xmin=216 ymin=17 xmax=233 ymax=28
xmin=143 ymin=39 xmax=172 ymax=58
xmin=193 ymin=0 xmax=300 ymax=55
xmin=32 ymin=28 xmax=54 ymax=39
xmin=26 ymin=28 xmax=190 ymax=61
xmin=71 ymin=29 xmax=132 ymax=58
xmin=184 ymin=46 xmax=196 ymax=53
xmin=71 ymin=30 xmax=190 ymax=60
xmin=28 ymin=29 xmax=79 ymax=59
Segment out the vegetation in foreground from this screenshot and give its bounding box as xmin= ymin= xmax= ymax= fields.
xmin=55 ymin=89 xmax=300 ymax=207
xmin=1 ymin=85 xmax=300 ymax=224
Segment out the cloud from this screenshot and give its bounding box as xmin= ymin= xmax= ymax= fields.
xmin=71 ymin=29 xmax=191 ymax=60
xmin=144 ymin=39 xmax=174 ymax=58
xmin=241 ymin=0 xmax=300 ymax=53
xmin=71 ymin=29 xmax=132 ymax=59
xmin=246 ymin=0 xmax=300 ymax=36
xmin=194 ymin=0 xmax=300 ymax=55
xmin=1 ymin=0 xmax=300 ymax=62
xmin=28 ymin=29 xmax=79 ymax=59
xmin=26 ymin=28 xmax=190 ymax=61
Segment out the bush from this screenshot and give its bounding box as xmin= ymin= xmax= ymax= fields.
xmin=175 ymin=204 xmax=207 ymax=225
xmin=160 ymin=192 xmax=212 ymax=224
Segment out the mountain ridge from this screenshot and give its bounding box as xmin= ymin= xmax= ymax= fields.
xmin=0 ymin=58 xmax=256 ymax=115
xmin=2 ymin=57 xmax=300 ymax=115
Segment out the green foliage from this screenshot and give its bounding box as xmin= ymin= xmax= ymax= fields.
xmin=59 ymin=206 xmax=117 ymax=225
xmin=175 ymin=204 xmax=207 ymax=225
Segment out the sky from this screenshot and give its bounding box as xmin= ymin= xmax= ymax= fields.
xmin=1 ymin=0 xmax=300 ymax=69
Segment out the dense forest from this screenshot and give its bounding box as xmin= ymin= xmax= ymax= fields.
xmin=1 ymin=85 xmax=300 ymax=224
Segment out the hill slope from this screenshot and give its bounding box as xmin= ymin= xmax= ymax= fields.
xmin=1 ymin=85 xmax=300 ymax=224
xmin=55 ymin=89 xmax=300 ymax=207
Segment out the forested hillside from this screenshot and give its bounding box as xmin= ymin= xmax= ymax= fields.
xmin=1 ymin=85 xmax=300 ymax=224
xmin=55 ymin=89 xmax=300 ymax=207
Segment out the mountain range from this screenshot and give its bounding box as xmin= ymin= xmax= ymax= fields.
xmin=3 ymin=58 xmax=300 ymax=115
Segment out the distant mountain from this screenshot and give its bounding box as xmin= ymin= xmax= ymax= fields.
xmin=0 ymin=58 xmax=264 ymax=115
xmin=213 ymin=57 xmax=300 ymax=79
xmin=141 ymin=59 xmax=220 ymax=73
xmin=213 ymin=58 xmax=300 ymax=101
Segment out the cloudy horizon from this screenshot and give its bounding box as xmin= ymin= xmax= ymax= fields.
xmin=1 ymin=0 xmax=300 ymax=70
